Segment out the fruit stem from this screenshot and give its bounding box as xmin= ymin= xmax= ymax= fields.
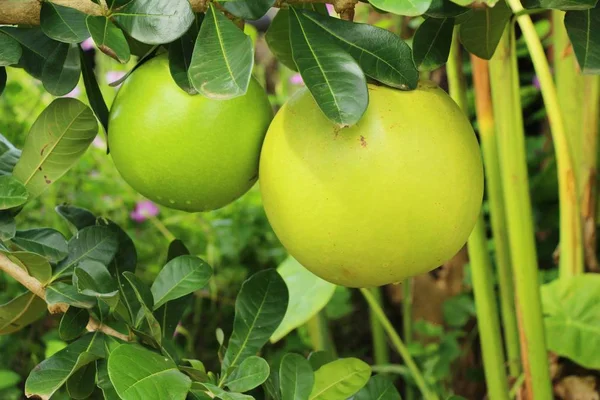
xmin=402 ymin=279 xmax=415 ymax=400
xmin=489 ymin=26 xmax=553 ymax=399
xmin=148 ymin=215 xmax=176 ymax=243
xmin=306 ymin=311 xmax=337 ymax=356
xmin=360 ymin=288 xmax=439 ymax=400
xmin=369 ymin=287 xmax=390 ymax=366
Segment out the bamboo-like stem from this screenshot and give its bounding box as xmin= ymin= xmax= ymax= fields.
xmin=471 ymin=55 xmax=521 ymax=378
xmin=507 ymin=0 xmax=583 ymax=278
xmin=360 ymin=288 xmax=439 ymax=400
xmin=306 ymin=312 xmax=337 ymax=356
xmin=489 ymin=26 xmax=552 ymax=399
xmin=369 ymin=288 xmax=390 ymax=366
xmin=0 ymin=253 xmax=130 ymax=342
xmin=402 ymin=279 xmax=415 ymax=400
xmin=447 ymin=35 xmax=511 ymax=400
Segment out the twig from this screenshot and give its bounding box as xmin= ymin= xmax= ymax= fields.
xmin=334 ymin=0 xmax=358 ymax=20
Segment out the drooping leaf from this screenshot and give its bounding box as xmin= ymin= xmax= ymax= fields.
xmin=271 ymin=257 xmax=336 ymax=343
xmin=0 ymin=292 xmax=46 ymax=334
xmin=86 ymin=15 xmax=131 ymax=63
xmin=0 ymin=134 xmax=21 ymax=176
xmin=369 ymin=0 xmax=433 ymax=16
xmin=426 ymin=0 xmax=471 ymax=17
xmin=309 ymin=358 xmax=371 ymax=399
xmin=12 ymin=228 xmax=68 ymax=263
xmin=0 ymin=176 xmax=28 ymax=210
xmin=46 ymin=282 xmax=96 ymax=309
xmin=12 ymin=98 xmax=98 ymax=199
xmin=113 ymin=0 xmax=195 ymax=45
xmin=40 ymin=2 xmax=90 ymax=43
xmin=223 ymin=0 xmax=276 ymax=20
xmin=413 ymin=17 xmax=455 ymax=70
xmin=108 ymin=344 xmax=192 ymax=400
xmin=289 ymin=8 xmax=368 ymax=127
xmin=354 ymin=374 xmax=402 ymax=400
xmin=59 ymin=307 xmax=89 ymax=341
xmin=0 ymin=212 xmax=15 ymax=241
xmin=459 ymin=1 xmax=512 ymax=59
xmin=56 ymin=204 xmax=97 ymax=231
xmin=297 ymin=10 xmax=418 ymax=89
xmin=80 ymin=47 xmax=110 ymax=136
xmin=189 ymin=4 xmax=254 ymax=99
xmin=151 ymin=255 xmax=212 ymax=309
xmin=66 ymin=362 xmax=97 ymax=400
xmin=0 ymin=27 xmax=62 ymax=79
xmin=2 ymin=251 xmax=53 ymax=284
xmin=0 ymin=32 xmax=22 ymax=66
xmin=169 ymin=14 xmax=203 ymax=94
xmin=222 ymin=269 xmax=289 ymax=372
xmin=225 ymin=356 xmax=270 ymax=393
xmin=279 ymin=353 xmax=314 ymax=400
xmin=565 ymin=6 xmax=600 ymax=74
xmin=25 ymin=332 xmax=104 ymax=399
xmin=523 ymin=0 xmax=597 ymax=10
xmin=42 ymin=43 xmax=81 ymax=96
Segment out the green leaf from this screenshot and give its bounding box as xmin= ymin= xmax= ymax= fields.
xmin=123 ymin=272 xmax=162 ymax=346
xmin=289 ymin=8 xmax=368 ymax=127
xmin=0 ymin=27 xmax=62 ymax=79
xmin=56 ymin=204 xmax=97 ymax=231
xmin=167 ymin=238 xmax=190 ymax=261
xmin=541 ymin=274 xmax=600 ymax=369
xmin=0 ymin=369 xmax=20 ymax=391
xmin=310 ymin=358 xmax=371 ymax=400
xmin=97 ymin=359 xmax=119 ymax=400
xmin=308 ymin=351 xmax=335 ymax=371
xmin=46 ymin=282 xmax=96 ymax=309
xmin=523 ymin=0 xmax=597 ymax=10
xmin=12 ymin=228 xmax=68 ymax=263
xmin=80 ymin=46 xmax=110 ymax=136
xmin=354 ymin=375 xmax=402 ymax=400
xmin=0 ymin=134 xmax=21 ymax=176
xmin=189 ymin=4 xmax=254 ymax=99
xmin=108 ymin=344 xmax=192 ymax=400
xmin=222 ymin=269 xmax=289 ymax=372
xmin=113 ymin=0 xmax=195 ymax=45
xmin=0 ymin=292 xmax=46 ymax=334
xmin=151 ymin=255 xmax=212 ymax=309
xmin=0 ymin=32 xmax=22 ymax=66
xmin=565 ymin=6 xmax=600 ymax=74
xmin=199 ymin=383 xmax=254 ymax=400
xmin=443 ymin=293 xmax=476 ymax=328
xmin=67 ymin=362 xmax=97 ymax=400
xmin=73 ymin=260 xmax=119 ymax=308
xmin=0 ymin=175 xmax=28 ymax=210
xmin=25 ymin=332 xmax=104 ymax=399
xmin=2 ymin=251 xmax=53 ymax=283
xmin=369 ymin=0 xmax=433 ymax=16
xmin=459 ymin=1 xmax=512 ymax=59
xmin=279 ymin=353 xmax=314 ymax=400
xmin=426 ymin=0 xmax=470 ymax=17
xmin=87 ymin=15 xmax=131 ymax=63
xmin=123 ymin=271 xmax=153 ymax=309
xmin=266 ymin=9 xmax=299 ymax=71
xmin=223 ymin=0 xmax=275 ymax=20
xmin=12 ymin=98 xmax=98 ymax=199
xmin=271 ymin=257 xmax=336 ymax=343
xmin=40 ymin=2 xmax=90 ymax=43
xmin=169 ymin=14 xmax=203 ymax=94
xmin=59 ymin=306 xmax=89 ymax=341
xmin=225 ymin=356 xmax=270 ymax=392
xmin=0 ymin=212 xmax=15 ymax=241
xmin=413 ymin=17 xmax=454 ymax=71
xmin=297 ymin=10 xmax=418 ymax=89
xmin=0 ymin=67 xmax=4 ymax=96
xmin=42 ymin=43 xmax=81 ymax=96
xmin=154 ymin=294 xmax=191 ymax=339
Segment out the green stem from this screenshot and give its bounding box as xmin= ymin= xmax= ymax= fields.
xmin=403 ymin=279 xmax=415 ymax=400
xmin=360 ymin=288 xmax=439 ymax=400
xmin=306 ymin=312 xmax=337 ymax=357
xmin=148 ymin=215 xmax=176 ymax=242
xmin=369 ymin=288 xmax=390 ymax=365
xmin=489 ymin=26 xmax=552 ymax=399
xmin=447 ymin=35 xmax=511 ymax=400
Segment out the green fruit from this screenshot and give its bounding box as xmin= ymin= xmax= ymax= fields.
xmin=260 ymin=82 xmax=483 ymax=287
xmin=108 ymin=55 xmax=272 ymax=212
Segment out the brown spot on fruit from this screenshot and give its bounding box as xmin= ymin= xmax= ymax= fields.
xmin=40 ymin=144 xmax=49 ymax=156
xmin=360 ymin=136 xmax=367 ymax=148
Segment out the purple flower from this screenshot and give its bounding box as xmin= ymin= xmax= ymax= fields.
xmin=326 ymin=3 xmax=335 ymax=15
xmin=92 ymin=136 xmax=105 ymax=149
xmin=130 ymin=200 xmax=159 ymax=223
xmin=532 ymin=75 xmax=540 ymax=90
xmin=64 ymin=86 xmax=81 ymax=98
xmin=105 ymin=71 xmax=126 ymax=87
xmin=81 ymin=38 xmax=95 ymax=51
xmin=290 ymin=73 xmax=304 ymax=86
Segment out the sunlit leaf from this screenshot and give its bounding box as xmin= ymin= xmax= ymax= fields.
xmin=151 ymin=255 xmax=212 ymax=309
xmin=310 ymin=358 xmax=371 ymax=399
xmin=369 ymin=0 xmax=433 ymax=16
xmin=225 ymin=356 xmax=270 ymax=392
xmin=279 ymin=353 xmax=314 ymax=400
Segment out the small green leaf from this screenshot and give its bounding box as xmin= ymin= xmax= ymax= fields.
xmin=66 ymin=362 xmax=97 ymax=400
xmin=189 ymin=4 xmax=254 ymax=99
xmin=369 ymin=0 xmax=433 ymax=16
xmin=223 ymin=0 xmax=276 ymax=20
xmin=55 ymin=204 xmax=97 ymax=231
xmin=73 ymin=260 xmax=119 ymax=308
xmin=310 ymin=358 xmax=371 ymax=400
xmin=169 ymin=14 xmax=203 ymax=94
xmin=151 ymin=255 xmax=212 ymax=309
xmin=0 ymin=370 xmax=20 ymax=391
xmin=0 ymin=292 xmax=46 ymax=334
xmin=308 ymin=351 xmax=336 ymax=371
xmin=413 ymin=17 xmax=455 ymax=71
xmin=0 ymin=175 xmax=28 ymax=210
xmin=86 ymin=15 xmax=131 ymax=63
xmin=0 ymin=212 xmax=15 ymax=241
xmin=12 ymin=98 xmax=98 ymax=199
xmin=167 ymin=238 xmax=190 ymax=261
xmin=0 ymin=32 xmax=22 ymax=66
xmin=279 ymin=353 xmax=314 ymax=400
xmin=59 ymin=307 xmax=89 ymax=341
xmin=46 ymin=282 xmax=96 ymax=309
xmin=459 ymin=1 xmax=512 ymax=60
xmin=0 ymin=134 xmax=21 ymax=176
xmin=113 ymin=0 xmax=195 ymax=45
xmin=12 ymin=228 xmax=68 ymax=263
xmin=565 ymin=7 xmax=600 ymax=74
xmin=289 ymin=8 xmax=368 ymax=127
xmin=2 ymin=251 xmax=52 ymax=283
xmin=354 ymin=374 xmax=402 ymax=400
xmin=80 ymin=46 xmax=110 ymax=136
xmin=225 ymin=356 xmax=270 ymax=393
xmin=426 ymin=0 xmax=470 ymax=18
xmin=523 ymin=0 xmax=597 ymax=10
xmin=42 ymin=43 xmax=81 ymax=96
xmin=40 ymin=2 xmax=90 ymax=43
xmin=108 ymin=344 xmax=192 ymax=400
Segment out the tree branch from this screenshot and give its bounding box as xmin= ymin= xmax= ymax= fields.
xmin=0 ymin=253 xmax=130 ymax=342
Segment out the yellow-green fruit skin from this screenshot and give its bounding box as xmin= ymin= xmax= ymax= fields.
xmin=108 ymin=55 xmax=273 ymax=212
xmin=260 ymin=82 xmax=484 ymax=287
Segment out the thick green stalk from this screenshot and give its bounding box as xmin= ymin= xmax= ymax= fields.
xmin=369 ymin=288 xmax=390 ymax=365
xmin=306 ymin=312 xmax=337 ymax=356
xmin=360 ymin=288 xmax=439 ymax=400
xmin=447 ymin=34 xmax=510 ymax=400
xmin=507 ymin=0 xmax=583 ymax=278
xmin=403 ymin=280 xmax=415 ymax=400
xmin=489 ymin=27 xmax=552 ymax=399
xmin=471 ymin=55 xmax=521 ymax=378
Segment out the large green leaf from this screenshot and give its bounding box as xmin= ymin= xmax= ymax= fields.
xmin=59 ymin=307 xmax=89 ymax=341
xmin=309 ymin=358 xmax=371 ymax=400
xmin=541 ymin=274 xmax=600 ymax=369
xmin=298 ymin=10 xmax=418 ymax=89
xmin=2 ymin=251 xmax=52 ymax=283
xmin=12 ymin=98 xmax=98 ymax=199
xmin=46 ymin=282 xmax=96 ymax=309
xmin=113 ymin=0 xmax=195 ymax=45
xmin=523 ymin=0 xmax=597 ymax=10
xmin=12 ymin=228 xmax=68 ymax=263
xmin=413 ymin=17 xmax=454 ymax=71
xmin=459 ymin=1 xmax=512 ymax=59
xmin=86 ymin=15 xmax=131 ymax=63
xmin=271 ymin=257 xmax=336 ymax=343
xmin=0 ymin=32 xmax=22 ymax=66
xmin=189 ymin=4 xmax=254 ymax=99
xmin=0 ymin=135 xmax=21 ymax=176
xmin=42 ymin=43 xmax=81 ymax=96
xmin=222 ymin=269 xmax=289 ymax=372
xmin=80 ymin=46 xmax=110 ymax=135
xmin=0 ymin=292 xmax=46 ymax=334
xmin=0 ymin=27 xmax=62 ymax=79
xmin=289 ymin=8 xmax=368 ymax=127
xmin=223 ymin=0 xmax=275 ymax=20
xmin=279 ymin=353 xmax=314 ymax=400
xmin=0 ymin=176 xmax=28 ymax=210
xmin=108 ymin=344 xmax=192 ymax=400
xmin=151 ymin=255 xmax=212 ymax=309
xmin=354 ymin=375 xmax=402 ymax=400
xmin=25 ymin=332 xmax=104 ymax=399
xmin=565 ymin=6 xmax=600 ymax=74
xmin=40 ymin=2 xmax=90 ymax=43
xmin=225 ymin=356 xmax=270 ymax=393
xmin=369 ymin=0 xmax=433 ymax=16
xmin=169 ymin=14 xmax=203 ymax=94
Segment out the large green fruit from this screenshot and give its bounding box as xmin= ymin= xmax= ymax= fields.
xmin=260 ymin=82 xmax=483 ymax=287
xmin=108 ymin=55 xmax=272 ymax=212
